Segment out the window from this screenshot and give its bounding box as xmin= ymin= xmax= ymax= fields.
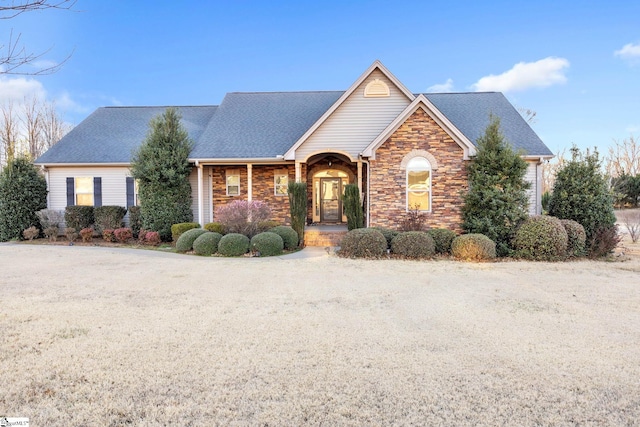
xmin=406 ymin=157 xmax=431 ymax=211
xmin=274 ymin=170 xmax=288 ymax=196
xmin=226 ymin=170 xmax=240 ymax=196
xmin=126 ymin=177 xmax=139 ymax=207
xmin=75 ymin=176 xmax=94 ymax=206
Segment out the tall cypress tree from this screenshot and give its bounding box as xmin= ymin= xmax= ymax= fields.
xmin=461 ymin=116 xmax=531 ymax=256
xmin=130 ymin=108 xmax=194 ymax=241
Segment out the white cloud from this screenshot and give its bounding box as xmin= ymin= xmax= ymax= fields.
xmin=615 ymin=42 xmax=640 ymax=63
xmin=0 ymin=76 xmax=47 ymax=104
xmin=472 ymin=57 xmax=570 ymax=92
xmin=427 ymin=78 xmax=454 ymax=93
xmin=626 ymin=124 xmax=640 ymax=133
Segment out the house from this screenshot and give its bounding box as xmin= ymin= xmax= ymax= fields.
xmin=35 ymin=61 xmax=553 ymax=237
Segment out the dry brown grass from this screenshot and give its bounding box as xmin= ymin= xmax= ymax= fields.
xmin=1 ymin=244 xmax=640 ymax=425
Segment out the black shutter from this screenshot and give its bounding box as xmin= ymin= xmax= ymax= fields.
xmin=126 ymin=177 xmax=135 ymax=208
xmin=66 ymin=177 xmax=75 ymax=206
xmin=93 ymin=177 xmax=102 ymax=207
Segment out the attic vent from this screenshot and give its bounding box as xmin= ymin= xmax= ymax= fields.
xmin=364 ymin=79 xmax=390 ymax=97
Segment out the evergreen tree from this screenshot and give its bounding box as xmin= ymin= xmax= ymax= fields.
xmin=287 ymin=181 xmax=307 ymax=248
xmin=130 ymin=108 xmax=194 ymax=241
xmin=0 ymin=156 xmax=48 ymax=241
xmin=548 ymin=145 xmax=616 ymax=242
xmin=461 ymin=116 xmax=531 ymax=256
xmin=343 ymin=184 xmax=364 ymax=230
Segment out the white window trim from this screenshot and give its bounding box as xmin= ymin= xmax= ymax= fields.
xmin=226 ymin=169 xmax=240 ymax=196
xmin=406 ymin=157 xmax=432 ymax=213
xmin=274 ymin=170 xmax=288 ymax=196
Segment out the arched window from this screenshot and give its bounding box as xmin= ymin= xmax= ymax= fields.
xmin=406 ymin=157 xmax=431 ymax=211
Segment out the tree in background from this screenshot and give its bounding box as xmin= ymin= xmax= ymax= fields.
xmin=461 ymin=116 xmax=531 ymax=257
xmin=606 ymin=136 xmax=640 ymax=208
xmin=0 ymin=156 xmax=47 ymax=241
xmin=130 ymin=108 xmax=194 ymax=241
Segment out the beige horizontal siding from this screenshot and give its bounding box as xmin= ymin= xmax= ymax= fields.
xmin=525 ymin=161 xmax=539 ymax=215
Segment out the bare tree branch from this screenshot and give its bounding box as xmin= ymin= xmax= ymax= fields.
xmin=0 ymin=0 xmax=75 ymax=19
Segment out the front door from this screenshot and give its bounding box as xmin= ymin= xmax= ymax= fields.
xmin=320 ymin=178 xmax=342 ymax=223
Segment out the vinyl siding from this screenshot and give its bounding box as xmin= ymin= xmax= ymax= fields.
xmin=295 ymin=69 xmax=411 ymax=160
xmin=525 ymin=161 xmax=540 ymax=215
xmin=188 ymin=166 xmax=212 ymax=224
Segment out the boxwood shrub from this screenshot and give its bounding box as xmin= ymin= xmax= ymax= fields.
xmin=512 ymin=215 xmax=568 ymax=261
xmin=94 ymin=206 xmax=127 ymax=232
xmin=64 ymin=206 xmax=94 ymax=231
xmin=218 ymin=233 xmax=250 ymax=257
xmin=560 ymin=219 xmax=586 ymax=257
xmin=370 ymin=227 xmax=399 ymax=249
xmin=451 ymin=234 xmax=496 ymax=261
xmin=269 ymin=225 xmax=299 ymax=250
xmin=175 ymin=228 xmax=207 ymax=252
xmin=192 ymin=232 xmax=223 ymax=256
xmin=250 ymin=231 xmax=284 ymax=257
xmin=128 ymin=206 xmax=143 ymax=238
xmin=204 ymin=222 xmax=226 ymax=234
xmin=171 ymin=222 xmax=201 ymax=241
xmin=338 ymin=228 xmax=387 ymax=259
xmin=427 ymin=228 xmax=457 ymax=254
xmin=391 ymin=231 xmax=435 ymax=259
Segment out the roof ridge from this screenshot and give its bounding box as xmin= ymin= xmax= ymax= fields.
xmin=226 ymin=90 xmax=344 ymax=95
xmin=102 ymin=105 xmax=219 ymax=109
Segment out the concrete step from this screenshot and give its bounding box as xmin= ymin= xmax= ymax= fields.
xmin=304 ymin=230 xmax=347 ymax=247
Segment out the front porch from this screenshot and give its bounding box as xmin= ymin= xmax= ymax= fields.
xmin=303 ymin=224 xmax=348 ymax=247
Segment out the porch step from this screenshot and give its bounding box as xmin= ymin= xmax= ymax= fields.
xmin=304 ymin=229 xmax=347 ymax=247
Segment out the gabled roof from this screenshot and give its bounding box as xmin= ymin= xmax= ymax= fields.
xmin=35 ymin=106 xmax=217 ymax=164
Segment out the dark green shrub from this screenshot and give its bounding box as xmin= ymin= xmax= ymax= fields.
xmin=427 ymin=228 xmax=457 ymax=254
xmin=218 ymin=233 xmax=250 ymax=257
xmin=0 ymin=157 xmax=48 ymax=241
xmin=338 ymin=228 xmax=387 ymax=259
xmin=560 ymin=219 xmax=586 ymax=257
xmin=370 ymin=227 xmax=399 ymax=249
xmin=64 ymin=206 xmax=95 ymax=231
xmin=270 ymin=225 xmax=299 ymax=250
xmin=128 ymin=206 xmax=142 ymax=238
xmin=288 ymin=181 xmax=307 ymax=248
xmin=512 ymin=216 xmax=568 ymax=261
xmin=204 ymin=222 xmax=226 ymax=234
xmin=175 ymin=228 xmax=207 ymax=252
xmin=94 ymin=206 xmax=127 ymax=232
xmin=250 ymin=232 xmax=284 ymax=257
xmin=391 ymin=231 xmax=435 ymax=259
xmin=343 ymin=184 xmax=364 ymax=230
xmin=171 ymin=222 xmax=200 ymax=241
xmin=192 ymin=232 xmax=223 ymax=256
xmin=541 ymin=191 xmax=551 ymax=214
xmin=451 ymin=234 xmax=496 ymax=261
xmin=588 ymin=225 xmax=622 ymax=259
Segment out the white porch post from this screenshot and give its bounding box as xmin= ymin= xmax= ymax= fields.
xmin=197 ymin=163 xmax=204 ymax=226
xmin=295 ymin=161 xmax=302 ymax=182
xmin=208 ymin=169 xmax=213 ymax=223
xmin=247 ymin=164 xmax=253 ymax=201
xmin=357 ymin=160 xmax=363 ymax=200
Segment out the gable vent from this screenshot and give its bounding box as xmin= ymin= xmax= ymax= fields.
xmin=364 ymin=79 xmax=390 ymax=97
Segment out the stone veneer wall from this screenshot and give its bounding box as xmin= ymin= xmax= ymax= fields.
xmin=369 ymin=108 xmax=468 ymax=232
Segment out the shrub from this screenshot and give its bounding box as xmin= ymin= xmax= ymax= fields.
xmin=22 ymin=226 xmax=39 ymax=241
xmin=94 ymin=206 xmax=127 ymax=232
xmin=370 ymin=227 xmax=399 ymax=249
xmin=451 ymin=234 xmax=496 ymax=261
xmin=257 ymin=220 xmax=280 ymax=233
xmin=44 ymin=226 xmax=58 ymax=242
xmin=36 ymin=209 xmax=64 ymax=230
xmin=338 ymin=228 xmax=387 ymax=259
xmin=80 ymin=227 xmax=94 ymax=243
xmin=192 ymin=232 xmax=223 ymax=256
xmin=102 ymin=229 xmax=115 ymax=242
xmin=560 ymin=219 xmax=586 ymax=257
xmin=175 ymin=228 xmax=207 ymax=252
xmin=65 ymin=227 xmax=78 ymax=242
xmin=218 ymin=233 xmax=250 ymax=257
xmin=619 ymin=209 xmax=640 ymax=243
xmin=391 ymin=231 xmax=435 ymax=259
xmin=214 ymin=200 xmax=272 ymax=238
xmin=269 ymin=225 xmax=299 ymax=250
xmin=288 ymin=181 xmax=307 ymax=248
xmin=399 ymin=205 xmax=428 ymax=232
xmin=204 ymin=222 xmax=226 ymax=234
xmin=64 ymin=206 xmax=95 ymax=232
xmin=251 ymin=232 xmax=284 ymax=257
xmin=171 ymin=222 xmax=200 ymax=241
xmin=512 ymin=216 xmax=568 ymax=261
xmin=0 ymin=157 xmax=48 ymax=241
xmin=128 ymin=206 xmax=143 ymax=238
xmin=343 ymin=184 xmax=364 ymax=230
xmin=114 ymin=227 xmax=133 ymax=243
xmin=588 ymin=225 xmax=622 ymax=259
xmin=427 ymin=228 xmax=457 ymax=255
xmin=142 ymin=231 xmax=161 ymax=246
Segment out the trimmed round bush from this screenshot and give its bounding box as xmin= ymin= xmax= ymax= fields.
xmin=370 ymin=227 xmax=399 ymax=249
xmin=192 ymin=232 xmax=223 ymax=256
xmin=513 ymin=216 xmax=568 ymax=261
xmin=204 ymin=222 xmax=226 ymax=234
xmin=171 ymin=222 xmax=201 ymax=241
xmin=451 ymin=234 xmax=496 ymax=261
xmin=218 ymin=233 xmax=250 ymax=257
xmin=338 ymin=228 xmax=387 ymax=259
xmin=175 ymin=228 xmax=207 ymax=253
xmin=391 ymin=231 xmax=435 ymax=259
xmin=427 ymin=228 xmax=457 ymax=254
xmin=251 ymin=232 xmax=284 ymax=257
xmin=560 ymin=219 xmax=586 ymax=257
xmin=269 ymin=225 xmax=299 ymax=250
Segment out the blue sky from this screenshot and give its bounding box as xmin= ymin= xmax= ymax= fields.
xmin=1 ymin=0 xmax=639 ymax=156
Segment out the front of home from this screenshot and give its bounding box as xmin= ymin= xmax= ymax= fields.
xmin=35 ymin=61 xmax=553 ymax=234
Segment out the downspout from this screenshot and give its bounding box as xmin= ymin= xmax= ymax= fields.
xmin=196 ymin=161 xmax=204 ymax=226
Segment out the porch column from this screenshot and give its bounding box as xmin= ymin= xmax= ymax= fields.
xmin=197 ymin=163 xmax=204 ymax=226
xmin=247 ymin=164 xmax=253 ymax=201
xmin=295 ymin=161 xmax=302 ymax=182
xmin=208 ymin=168 xmax=214 ymax=222
xmin=357 ymin=160 xmax=363 ymax=200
